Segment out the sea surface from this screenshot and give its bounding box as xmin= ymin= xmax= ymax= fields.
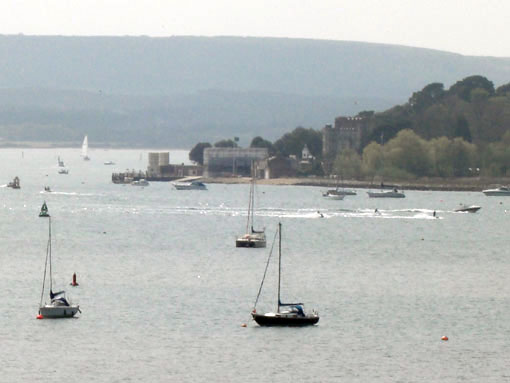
xmin=1 ymin=148 xmax=510 ymax=382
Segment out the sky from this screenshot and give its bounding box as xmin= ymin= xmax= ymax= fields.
xmin=2 ymin=0 xmax=510 ymax=57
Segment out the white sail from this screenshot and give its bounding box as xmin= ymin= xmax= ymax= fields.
xmin=82 ymin=135 xmax=90 ymax=160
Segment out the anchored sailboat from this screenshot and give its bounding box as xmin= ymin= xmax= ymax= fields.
xmin=236 ymin=175 xmax=266 ymax=248
xmin=251 ymin=223 xmax=319 ymax=326
xmin=38 ymin=203 xmax=80 ymax=319
xmin=81 ymin=135 xmax=90 ymax=161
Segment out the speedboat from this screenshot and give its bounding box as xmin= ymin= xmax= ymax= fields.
xmin=482 ymin=186 xmax=510 ymax=196
xmin=454 ymin=204 xmax=481 ymax=213
xmin=367 ymin=188 xmax=405 ymax=198
xmin=323 ymin=191 xmax=345 ymax=200
xmin=104 ymin=161 xmax=115 ymax=165
xmin=173 ymin=181 xmax=207 ymax=190
xmin=322 ymin=188 xmax=356 ymax=198
xmin=131 ymin=179 xmax=149 ymax=186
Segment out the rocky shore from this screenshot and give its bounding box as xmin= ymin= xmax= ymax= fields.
xmin=201 ymin=176 xmax=510 ymax=192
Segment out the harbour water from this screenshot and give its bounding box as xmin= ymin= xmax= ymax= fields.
xmin=1 ymin=148 xmax=509 ymax=382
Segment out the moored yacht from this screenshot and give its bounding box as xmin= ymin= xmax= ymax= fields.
xmin=482 ymin=186 xmax=510 ymax=196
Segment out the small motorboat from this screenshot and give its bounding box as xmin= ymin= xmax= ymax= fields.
xmin=322 ymin=190 xmax=345 ymax=200
xmin=482 ymin=186 xmax=510 ymax=196
xmin=131 ymin=179 xmax=149 ymax=186
xmin=322 ymin=188 xmax=356 ymax=198
xmin=454 ymin=204 xmax=481 ymax=213
xmin=367 ymin=187 xmax=405 ymax=198
xmin=7 ymin=176 xmax=20 ymax=189
xmin=43 ymin=186 xmax=52 ymax=193
xmin=104 ymin=161 xmax=115 ymax=165
xmin=173 ymin=181 xmax=207 ymax=190
xmin=58 ymin=168 xmax=69 ymax=174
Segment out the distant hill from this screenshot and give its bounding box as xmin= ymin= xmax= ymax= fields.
xmin=1 ymin=35 xmax=510 ymax=147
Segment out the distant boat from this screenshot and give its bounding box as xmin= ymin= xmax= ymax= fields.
xmin=104 ymin=161 xmax=115 ymax=165
xmin=131 ymin=179 xmax=149 ymax=186
xmin=58 ymin=168 xmax=69 ymax=175
xmin=58 ymin=156 xmax=65 ymax=167
xmin=236 ymin=176 xmax=266 ymax=248
xmin=482 ymin=186 xmax=510 ymax=196
xmin=43 ymin=186 xmax=52 ymax=193
xmin=82 ymin=135 xmax=90 ymax=161
xmin=454 ymin=204 xmax=481 ymax=213
xmin=322 ymin=190 xmax=345 ymax=200
xmin=251 ymin=222 xmax=319 ymax=327
xmin=367 ymin=187 xmax=405 ymax=198
xmin=39 ymin=201 xmax=50 ymax=217
xmin=38 ymin=203 xmax=80 ymax=318
xmin=7 ymin=176 xmax=20 ymax=189
xmin=173 ymin=181 xmax=207 ymax=190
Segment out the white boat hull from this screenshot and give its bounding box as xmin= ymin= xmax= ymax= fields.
xmin=483 ymin=191 xmax=510 ymax=196
xmin=40 ymin=305 xmax=80 ymax=318
xmin=367 ymin=191 xmax=405 ymax=198
xmin=236 ymin=234 xmax=266 ymax=248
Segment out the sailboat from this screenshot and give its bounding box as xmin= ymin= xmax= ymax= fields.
xmin=81 ymin=135 xmax=90 ymax=161
xmin=57 ymin=156 xmax=65 ymax=167
xmin=236 ymin=175 xmax=266 ymax=248
xmin=38 ymin=203 xmax=80 ymax=319
xmin=322 ymin=175 xmax=356 ymax=198
xmin=251 ymin=223 xmax=319 ymax=326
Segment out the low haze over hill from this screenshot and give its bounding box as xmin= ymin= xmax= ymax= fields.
xmin=1 ymin=35 xmax=510 ymax=147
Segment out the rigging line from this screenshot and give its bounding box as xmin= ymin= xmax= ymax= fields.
xmin=253 ymin=227 xmax=279 ymax=310
xmin=39 ymin=219 xmax=51 ymax=309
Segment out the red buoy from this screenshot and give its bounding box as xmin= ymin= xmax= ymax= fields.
xmin=36 ymin=314 xmax=43 ymax=319
xmin=71 ymin=273 xmax=79 ymax=286
xmin=441 ymin=335 xmax=448 ymax=341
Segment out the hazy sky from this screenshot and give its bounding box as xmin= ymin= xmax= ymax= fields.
xmin=2 ymin=0 xmax=509 ymax=57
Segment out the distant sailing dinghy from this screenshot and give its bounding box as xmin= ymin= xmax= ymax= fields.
xmin=236 ymin=176 xmax=266 ymax=248
xmin=38 ymin=203 xmax=80 ymax=319
xmin=251 ymin=223 xmax=319 ymax=327
xmin=39 ymin=201 xmax=50 ymax=217
xmin=82 ymin=135 xmax=90 ymax=161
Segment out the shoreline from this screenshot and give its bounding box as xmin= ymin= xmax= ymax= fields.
xmin=201 ymin=176 xmax=510 ymax=192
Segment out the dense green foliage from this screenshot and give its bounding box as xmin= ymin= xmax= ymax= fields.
xmin=273 ymin=127 xmax=322 ymax=158
xmin=189 ymin=142 xmax=212 ymax=165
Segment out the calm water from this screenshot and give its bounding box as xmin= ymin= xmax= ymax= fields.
xmin=1 ymin=148 xmax=510 ymax=382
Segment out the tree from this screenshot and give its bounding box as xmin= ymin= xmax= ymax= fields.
xmin=273 ymin=127 xmax=322 ymax=158
xmin=453 ymin=115 xmax=472 ymax=142
xmin=214 ymin=139 xmax=237 ymax=148
xmin=333 ymin=148 xmax=362 ymax=179
xmin=189 ymin=142 xmax=211 ymax=165
xmin=361 ymin=141 xmax=383 ymax=177
xmin=409 ymin=82 xmax=445 ymax=112
xmin=384 ymin=129 xmax=431 ymax=177
xmin=250 ymin=136 xmax=274 ymax=155
xmin=448 ymin=75 xmax=494 ymax=102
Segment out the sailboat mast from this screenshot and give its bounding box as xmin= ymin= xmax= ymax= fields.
xmin=246 ymin=178 xmax=253 ymax=233
xmin=48 ymin=217 xmax=53 ymax=292
xmin=277 ymin=222 xmax=282 ymax=313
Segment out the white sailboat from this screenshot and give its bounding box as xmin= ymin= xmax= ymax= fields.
xmin=81 ymin=135 xmax=90 ymax=161
xmin=38 ymin=203 xmax=80 ymax=319
xmin=236 ymin=175 xmax=266 ymax=248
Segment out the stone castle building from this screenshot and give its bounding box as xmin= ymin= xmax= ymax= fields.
xmin=322 ymin=116 xmax=368 ymax=173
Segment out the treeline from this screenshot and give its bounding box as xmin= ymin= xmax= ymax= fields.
xmin=190 ymin=75 xmax=510 ymax=178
